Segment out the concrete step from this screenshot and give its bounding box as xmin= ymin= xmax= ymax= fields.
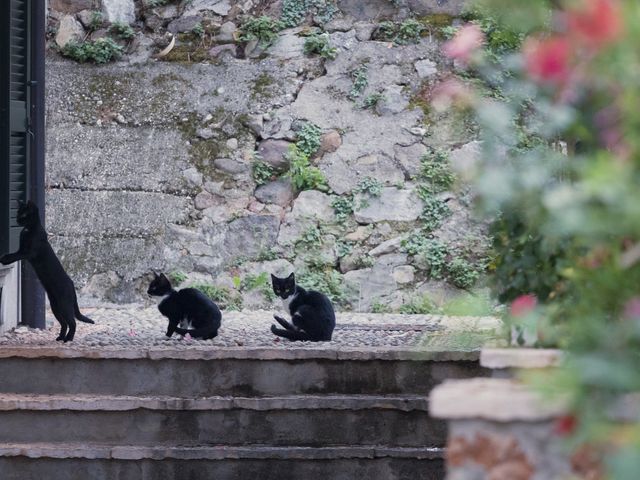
xmin=0 ymin=346 xmax=485 ymax=396
xmin=0 ymin=393 xmax=445 ymax=447
xmin=0 ymin=443 xmax=445 ymax=480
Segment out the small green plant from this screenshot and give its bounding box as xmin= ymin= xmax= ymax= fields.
xmin=239 ymin=16 xmax=284 ymax=47
xmin=356 ymin=177 xmax=383 ymax=197
xmin=303 ymin=33 xmax=337 ymax=59
xmin=192 ymin=284 xmax=242 ymax=311
xmin=252 ymin=160 xmax=276 ymax=185
xmin=281 ymin=0 xmax=338 ymax=27
xmin=168 ymin=271 xmax=187 ymax=286
xmin=375 ymin=19 xmax=425 ymax=45
xmin=353 ymin=177 xmax=383 ymax=210
xmin=88 ymin=11 xmax=103 ymax=31
xmin=110 ymin=21 xmax=134 ymax=40
xmin=418 ymin=195 xmax=451 ymax=232
xmin=298 ymin=266 xmax=348 ymax=305
xmin=335 ymin=240 xmax=353 ymax=258
xmin=402 ymin=236 xmax=450 ymax=278
xmin=191 ymin=22 xmax=205 ymax=39
xmin=371 ymin=300 xmax=392 ymax=313
xmin=331 ymin=195 xmax=354 ymax=221
xmin=448 ymin=257 xmax=480 ymax=289
xmin=297 ymin=225 xmax=323 ymax=248
xmin=145 ymin=0 xmax=168 ymax=7
xmin=422 ymin=240 xmax=449 ymax=279
xmin=256 ymin=248 xmax=278 ymax=261
xmin=61 ymin=38 xmax=124 ymax=64
xmin=349 ymin=64 xmax=368 ymax=100
xmin=417 ymin=150 xmax=455 ymax=194
xmin=286 ymin=145 xmax=327 ymax=191
xmin=296 ymin=122 xmax=322 ymax=157
xmin=241 ymin=272 xmax=276 ymax=301
xmin=399 ymin=295 xmax=440 ymax=314
xmin=362 ymin=92 xmax=385 ymax=110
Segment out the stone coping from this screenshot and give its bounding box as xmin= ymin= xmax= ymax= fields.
xmin=429 ymin=378 xmax=568 ymax=422
xmin=0 ymin=345 xmax=480 ymax=362
xmin=0 ymin=393 xmax=430 ymax=412
xmin=480 ymin=348 xmax=563 ymax=370
xmin=0 ymin=443 xmax=444 ymax=461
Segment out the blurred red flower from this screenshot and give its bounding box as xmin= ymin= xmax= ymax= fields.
xmin=443 ymin=24 xmax=485 ymax=64
xmin=554 ymin=414 xmax=578 ymax=436
xmin=524 ymin=36 xmax=572 ymax=85
xmin=566 ymin=0 xmax=623 ymax=49
xmin=511 ymin=294 xmax=538 ymax=317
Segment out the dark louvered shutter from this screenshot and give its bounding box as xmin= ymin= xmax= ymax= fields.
xmin=1 ymin=0 xmax=30 ymax=255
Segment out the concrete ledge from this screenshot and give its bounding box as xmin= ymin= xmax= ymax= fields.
xmin=429 ymin=378 xmax=568 ymax=422
xmin=480 ymin=348 xmax=563 ymax=370
xmin=0 ymin=443 xmax=444 ymax=461
xmin=0 ymin=345 xmax=480 ymax=362
xmin=0 ymin=394 xmax=430 ymax=412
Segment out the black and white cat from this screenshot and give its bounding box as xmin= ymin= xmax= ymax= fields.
xmin=270 ymin=272 xmax=336 ymax=342
xmin=0 ymin=200 xmax=94 ymax=342
xmin=147 ymin=272 xmax=222 ymax=339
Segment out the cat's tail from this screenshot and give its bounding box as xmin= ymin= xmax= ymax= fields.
xmin=74 ymin=302 xmax=95 ymax=324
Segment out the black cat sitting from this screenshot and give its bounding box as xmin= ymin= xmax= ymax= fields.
xmin=147 ymin=272 xmax=221 ymax=340
xmin=270 ymin=272 xmax=336 ymax=342
xmin=0 ymin=200 xmax=94 ymax=342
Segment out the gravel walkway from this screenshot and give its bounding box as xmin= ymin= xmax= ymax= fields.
xmin=0 ymin=305 xmax=502 ymax=351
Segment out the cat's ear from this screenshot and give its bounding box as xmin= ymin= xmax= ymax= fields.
xmin=287 ymin=272 xmax=295 ymax=280
xmin=271 ymin=273 xmax=278 ymax=282
xmin=160 ymin=273 xmax=170 ymax=283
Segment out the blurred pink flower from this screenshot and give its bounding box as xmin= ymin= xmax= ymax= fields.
xmin=443 ymin=24 xmax=485 ymax=63
xmin=430 ymin=77 xmax=474 ymax=112
xmin=523 ymin=36 xmax=572 ymax=85
xmin=623 ymin=297 xmax=640 ymax=319
xmin=566 ymin=0 xmax=623 ymax=49
xmin=511 ymin=294 xmax=538 ymax=317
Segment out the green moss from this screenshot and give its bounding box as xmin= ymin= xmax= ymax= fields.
xmin=417 ymin=14 xmax=456 ymax=37
xmin=151 ymin=72 xmax=192 ymax=87
xmin=161 ymin=43 xmax=211 ymax=63
xmin=251 ymin=73 xmax=276 ymax=99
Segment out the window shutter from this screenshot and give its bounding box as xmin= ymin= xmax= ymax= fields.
xmin=1 ymin=0 xmax=30 ymax=255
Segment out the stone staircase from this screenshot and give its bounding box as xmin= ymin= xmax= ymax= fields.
xmin=0 ymin=344 xmax=487 ymax=479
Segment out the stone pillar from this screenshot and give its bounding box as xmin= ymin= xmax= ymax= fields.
xmin=0 ymin=263 xmax=21 ymax=334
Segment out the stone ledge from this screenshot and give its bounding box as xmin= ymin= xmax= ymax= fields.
xmin=480 ymin=348 xmax=563 ymax=370
xmin=0 ymin=393 xmax=430 ymax=412
xmin=0 ymin=345 xmax=480 ymax=362
xmin=429 ymin=378 xmax=568 ymax=422
xmin=0 ymin=443 xmax=444 ymax=461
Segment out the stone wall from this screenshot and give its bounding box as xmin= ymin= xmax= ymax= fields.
xmin=45 ymin=0 xmax=487 ymax=309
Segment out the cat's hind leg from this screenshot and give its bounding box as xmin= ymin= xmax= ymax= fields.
xmin=174 ymin=325 xmax=218 ymax=339
xmin=50 ymin=301 xmax=68 ymax=342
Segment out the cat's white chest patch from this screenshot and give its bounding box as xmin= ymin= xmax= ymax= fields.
xmin=179 ymin=319 xmax=193 ymax=330
xmin=282 ymin=294 xmax=296 ymax=315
